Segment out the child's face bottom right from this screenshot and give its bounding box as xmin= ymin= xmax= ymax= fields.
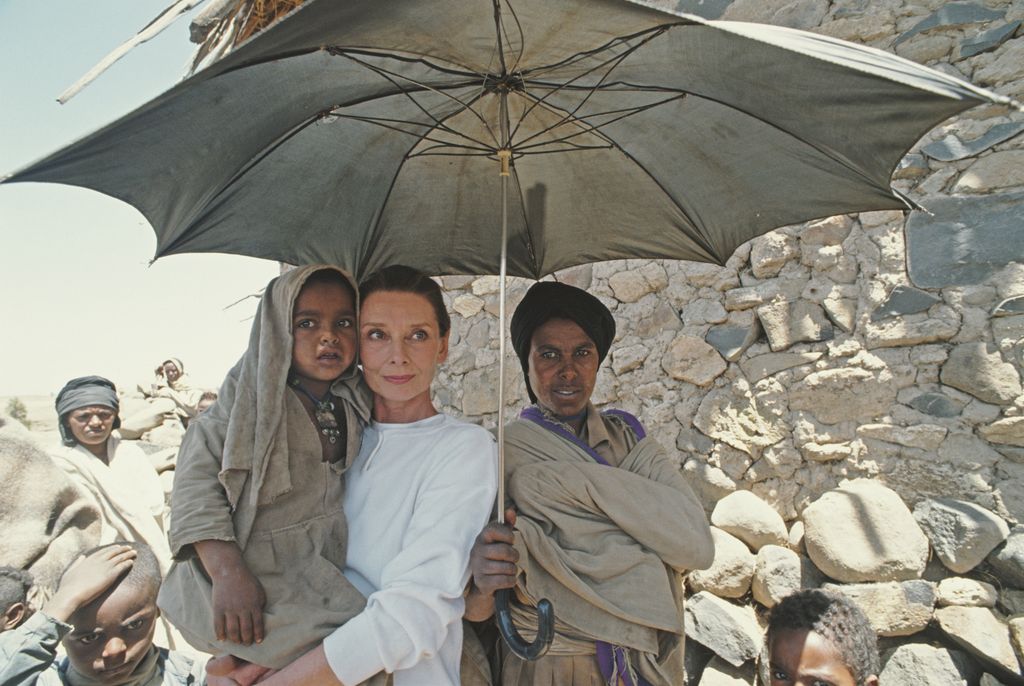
xmin=768 ymin=629 xmax=859 ymax=686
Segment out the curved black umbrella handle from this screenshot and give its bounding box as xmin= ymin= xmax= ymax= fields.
xmin=495 ymin=588 xmax=554 ymax=660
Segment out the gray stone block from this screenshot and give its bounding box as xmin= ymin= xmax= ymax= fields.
xmin=871 ymin=285 xmax=941 ymax=321
xmin=895 ymin=2 xmax=1004 ymax=45
xmin=988 ymin=526 xmax=1024 ymax=589
xmin=705 ymin=321 xmax=761 ymax=361
xmin=907 ymin=192 xmax=1024 ymax=289
xmin=959 ymin=21 xmax=1022 ymax=58
xmin=908 ymin=392 xmax=964 ymax=418
xmin=922 ymin=121 xmax=1024 ymax=162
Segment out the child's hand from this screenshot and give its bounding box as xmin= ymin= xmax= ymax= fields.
xmin=43 ymin=545 xmax=136 ymax=622
xmin=211 ymin=560 xmax=266 ymax=646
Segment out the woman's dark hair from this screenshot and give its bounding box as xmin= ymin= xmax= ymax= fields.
xmin=359 ymin=265 xmax=450 ymax=336
xmin=765 ymin=589 xmax=880 ymax=686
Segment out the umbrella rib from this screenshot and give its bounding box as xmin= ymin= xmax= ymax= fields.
xmin=328 ymin=47 xmax=500 ymax=149
xmin=499 ymin=0 xmax=528 ymax=76
xmin=612 ymin=145 xmax=723 ymax=263
xmin=327 ymin=113 xmax=495 ymax=155
xmin=490 ymin=0 xmax=509 ymax=76
xmin=536 ymin=77 xmax=898 ymax=191
xmin=510 ymin=28 xmax=666 ymax=147
xmin=518 ymin=24 xmax=678 ymax=81
xmin=514 ymin=94 xmax=686 ymax=153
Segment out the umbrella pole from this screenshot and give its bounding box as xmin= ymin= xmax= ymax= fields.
xmin=492 ymin=90 xmax=554 ymax=661
xmin=497 ymin=147 xmax=510 ymax=523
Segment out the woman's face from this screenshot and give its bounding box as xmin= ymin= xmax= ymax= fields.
xmin=527 ymin=318 xmax=599 ymax=419
xmin=360 ymin=290 xmax=449 ymax=420
xmin=66 ymin=405 xmax=117 ymax=449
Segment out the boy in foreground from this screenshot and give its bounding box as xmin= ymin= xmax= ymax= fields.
xmin=0 ymin=542 xmax=204 ymax=685
xmin=763 ymin=589 xmax=880 ymax=686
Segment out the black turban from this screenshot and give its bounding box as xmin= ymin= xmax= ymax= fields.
xmin=510 ymin=281 xmax=616 ymax=403
xmin=55 ymin=376 xmax=121 ymax=446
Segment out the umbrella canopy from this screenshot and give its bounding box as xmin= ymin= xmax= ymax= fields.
xmin=4 ymin=0 xmax=1010 ymax=280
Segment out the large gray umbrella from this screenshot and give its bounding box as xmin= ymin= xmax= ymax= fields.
xmin=5 ymin=0 xmax=1011 ymax=278
xmin=5 ymin=0 xmax=1013 ymax=662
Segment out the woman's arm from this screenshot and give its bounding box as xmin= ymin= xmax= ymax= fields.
xmin=268 ymin=427 xmax=498 ymax=686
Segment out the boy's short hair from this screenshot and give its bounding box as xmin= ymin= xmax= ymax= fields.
xmin=61 ymin=541 xmax=162 ymax=601
xmin=0 ymin=566 xmax=33 ymax=611
xmin=767 ymin=589 xmax=880 ymax=686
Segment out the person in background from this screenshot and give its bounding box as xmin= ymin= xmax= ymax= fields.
xmin=49 ymin=376 xmax=181 ymax=650
xmin=761 ymin=589 xmax=880 ymax=686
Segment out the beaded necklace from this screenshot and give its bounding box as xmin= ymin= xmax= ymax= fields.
xmin=288 ymin=377 xmax=341 ymax=445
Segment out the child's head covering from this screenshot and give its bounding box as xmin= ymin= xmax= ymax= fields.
xmin=54 ymin=375 xmax=121 ymax=446
xmin=188 ymin=265 xmax=370 ymax=549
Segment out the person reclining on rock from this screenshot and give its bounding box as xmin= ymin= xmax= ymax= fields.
xmin=761 ymin=589 xmax=880 ymax=686
xmin=466 ymin=281 xmax=714 ymax=686
xmin=121 ymin=359 xmax=207 ymax=442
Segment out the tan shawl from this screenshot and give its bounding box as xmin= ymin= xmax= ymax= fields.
xmin=504 ymin=415 xmax=713 ymax=685
xmin=49 ymin=436 xmax=172 ymax=574
xmin=168 ymin=264 xmax=371 ymax=556
xmin=0 ymin=415 xmax=100 ymax=598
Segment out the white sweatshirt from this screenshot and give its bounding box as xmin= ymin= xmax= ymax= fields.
xmin=324 ymin=413 xmax=498 ymax=685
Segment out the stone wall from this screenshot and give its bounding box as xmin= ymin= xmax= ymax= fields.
xmin=434 ymin=0 xmax=1024 ymax=527
xmin=435 ymin=4 xmax=1024 ymax=680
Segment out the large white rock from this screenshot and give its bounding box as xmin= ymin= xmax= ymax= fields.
xmin=750 ymin=232 xmax=799 ymax=278
xmin=756 ymin=300 xmax=834 ymax=351
xmin=751 ymin=545 xmax=822 ymax=608
xmin=694 ymin=383 xmax=787 ymax=457
xmin=684 ymin=592 xmax=763 ymax=668
xmin=711 ymin=490 xmax=788 ymax=552
xmin=934 ymin=606 xmax=1021 ymax=674
xmin=981 ymin=417 xmax=1024 ymax=447
xmin=955 ymin=150 xmax=1024 ymax=193
xmin=880 ymin=644 xmax=979 ymax=686
xmin=689 ymin=528 xmax=756 ymax=599
xmin=788 ymin=368 xmax=897 ymax=424
xmin=937 ymin=577 xmax=998 ymax=608
xmin=824 ymin=580 xmax=935 ymax=637
xmin=661 ymin=335 xmax=727 ymax=387
xmin=802 ymin=480 xmax=929 ymax=583
xmin=913 ymin=498 xmax=1010 ymax=574
xmin=940 ymin=342 xmax=1022 ymax=405
xmin=609 ymin=270 xmax=653 ymax=303
xmin=857 ymin=423 xmax=948 ymax=450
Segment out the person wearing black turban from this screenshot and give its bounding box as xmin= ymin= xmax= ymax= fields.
xmin=467 ymin=281 xmax=713 ymax=686
xmin=509 ymin=281 xmax=616 ymax=409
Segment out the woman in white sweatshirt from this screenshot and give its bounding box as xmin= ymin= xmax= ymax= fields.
xmin=255 ymin=265 xmax=498 ymax=686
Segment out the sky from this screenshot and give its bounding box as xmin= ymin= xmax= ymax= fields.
xmin=0 ymin=1 xmax=280 ymax=397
